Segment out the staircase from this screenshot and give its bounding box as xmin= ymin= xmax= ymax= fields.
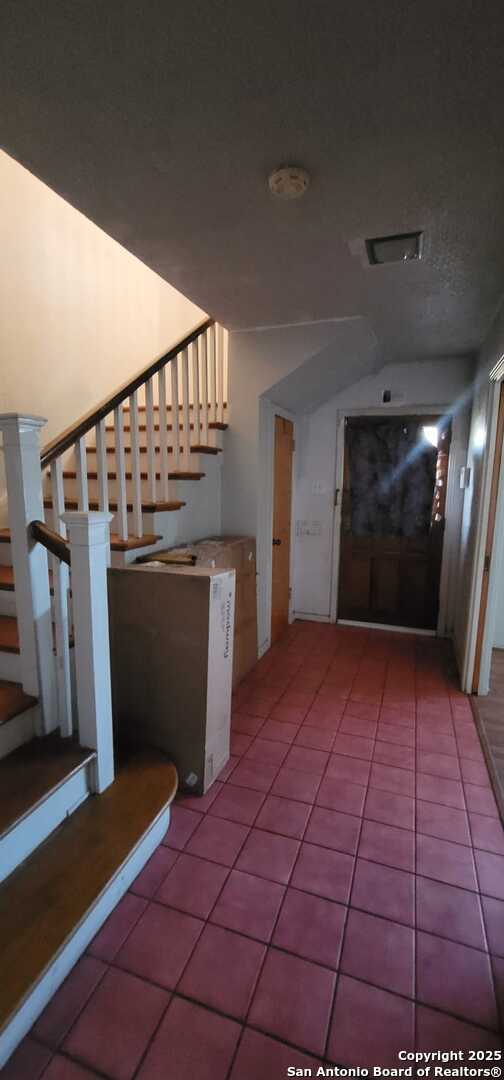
xmin=0 ymin=316 xmax=228 ymax=1066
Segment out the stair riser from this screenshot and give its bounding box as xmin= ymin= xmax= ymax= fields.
xmin=0 ymin=760 xmax=93 ymax=885
xmin=0 ymin=544 xmax=12 ymax=568
xmin=0 ymin=591 xmax=16 ymax=618
xmin=0 ymin=705 xmax=38 ymax=762
xmin=48 ymin=456 xmax=216 ymax=505
xmin=0 ymin=652 xmax=21 ymax=682
xmin=0 ymin=804 xmax=171 ymax=1068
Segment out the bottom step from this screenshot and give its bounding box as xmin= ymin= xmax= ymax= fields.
xmin=0 ymin=749 xmax=178 ymax=1066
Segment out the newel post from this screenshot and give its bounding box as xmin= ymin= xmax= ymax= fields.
xmin=62 ymin=511 xmax=115 ymax=793
xmin=0 ymin=413 xmax=56 ymax=730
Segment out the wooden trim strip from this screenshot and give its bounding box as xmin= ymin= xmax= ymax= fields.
xmin=30 ymin=521 xmax=70 ymax=566
xmin=40 ymin=318 xmax=214 ymax=468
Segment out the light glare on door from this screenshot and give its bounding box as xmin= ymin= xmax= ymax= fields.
xmin=423 ymin=425 xmax=439 ymax=448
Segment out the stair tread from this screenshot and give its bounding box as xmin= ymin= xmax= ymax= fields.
xmin=0 ymin=566 xmax=15 ymax=592
xmin=0 ymin=749 xmax=178 ymax=1034
xmin=0 ymin=616 xmax=19 ymax=654
xmin=86 ymin=444 xmax=222 ymax=456
xmin=106 ymin=421 xmax=228 ymax=433
xmin=0 ymin=530 xmax=11 ymax=545
xmin=44 ymin=499 xmax=184 ymax=514
xmin=0 ymin=680 xmax=37 ymax=728
xmin=109 ymin=532 xmax=162 ymax=551
xmin=0 ymin=734 xmax=95 ymax=840
xmin=61 ymin=471 xmax=206 ymax=482
xmin=123 ymin=402 xmax=227 ymax=413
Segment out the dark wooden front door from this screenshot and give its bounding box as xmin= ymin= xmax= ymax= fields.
xmin=338 ymin=416 xmax=450 ymax=630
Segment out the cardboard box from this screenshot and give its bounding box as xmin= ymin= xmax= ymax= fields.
xmin=139 ymin=536 xmax=257 ymax=687
xmin=108 ymin=563 xmax=235 ymax=794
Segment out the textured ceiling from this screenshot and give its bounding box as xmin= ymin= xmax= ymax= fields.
xmin=2 ymin=0 xmax=504 ymax=361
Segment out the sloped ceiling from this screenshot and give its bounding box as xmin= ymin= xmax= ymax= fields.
xmin=2 ymin=0 xmax=504 ymax=361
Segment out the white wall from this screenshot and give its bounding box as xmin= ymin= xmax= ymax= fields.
xmin=292 ymin=356 xmax=474 ymax=623
xmin=0 ymin=151 xmax=206 ymax=522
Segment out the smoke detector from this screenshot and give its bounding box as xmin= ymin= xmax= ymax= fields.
xmin=268 ymin=165 xmax=310 ymax=199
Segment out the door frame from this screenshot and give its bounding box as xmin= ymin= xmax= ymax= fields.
xmin=257 ymin=398 xmax=297 ymax=656
xmin=329 ymin=404 xmax=463 ymax=634
xmin=463 ymin=377 xmax=504 ymax=694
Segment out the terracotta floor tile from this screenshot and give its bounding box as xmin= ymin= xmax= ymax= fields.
xmin=272 ymin=887 xmax=346 ymax=967
xmin=417 ymin=931 xmax=498 ymax=1030
xmin=208 ymin=783 xmax=265 ymax=826
xmin=294 ymin=725 xmax=336 ymax=751
xmin=416 ymin=875 xmax=486 ymax=950
xmin=481 ymin=894 xmax=504 ymax=956
xmin=345 ymin=700 xmax=380 ymax=722
xmin=316 ymin=776 xmax=367 ymax=816
xmin=33 ymin=955 xmax=107 ymax=1048
xmin=339 ymin=715 xmax=377 ymax=739
xmin=290 ymin=841 xmax=354 ymax=903
xmin=271 ymin=765 xmax=321 ymax=803
xmin=417 ymin=833 xmax=478 ymax=891
xmin=178 ymin=924 xmax=265 ymax=1019
xmin=63 ymin=967 xmax=169 ymax=1080
xmin=417 ymin=751 xmax=461 ymax=780
xmin=461 ymin=757 xmax=492 ymax=786
xmin=236 ymin=827 xmax=300 ymax=884
xmin=249 ymin=947 xmax=336 ymax=1055
xmin=358 ymin=818 xmax=414 ymax=871
xmin=327 ymin=975 xmax=414 ymax=1065
xmin=332 ymin=732 xmax=375 ymax=761
xmin=464 ymin=783 xmax=500 ymax=818
xmin=185 ymin=815 xmax=249 ymax=867
xmin=88 ymin=893 xmax=147 ymax=963
xmin=416 ymin=773 xmax=465 ymax=810
xmin=116 ymin=902 xmax=203 ymax=989
xmin=284 ymin=745 xmax=330 ymax=775
xmin=231 ymin=712 xmax=265 ymax=737
xmin=341 ymin=909 xmax=415 ymax=997
xmin=244 ymin=737 xmax=289 ymax=767
xmin=376 ymin=721 xmax=415 ymax=747
xmin=469 ymin=813 xmax=504 ymax=855
xmin=373 ymin=741 xmax=415 ymax=770
xmin=259 ymin=719 xmax=299 ymax=744
xmin=475 ymin=849 xmax=504 ymax=901
xmin=41 ymin=1057 xmax=99 ymax=1079
xmin=270 ymin=703 xmax=307 ymax=725
xmin=210 ymin=869 xmax=284 ymax=941
xmin=369 ymin=762 xmax=415 ymax=797
xmin=163 ymin=806 xmax=202 ymax=851
xmin=156 ymin=853 xmax=228 ymax=918
xmin=1 ymin=1038 xmax=52 ymax=1079
xmin=351 ymin=858 xmax=415 ymax=925
xmin=364 ymin=788 xmax=415 ymax=830
xmin=136 ymin=996 xmax=240 ymax=1080
xmin=230 ymin=732 xmax=254 ymax=756
xmin=416 ymin=800 xmax=471 ymax=846
xmin=416 ymin=1005 xmax=502 ymax=1051
xmin=305 ymin=805 xmax=361 ymax=855
xmin=130 ymin=847 xmax=179 ymax=899
xmin=227 ymin=759 xmax=279 ymax=793
xmin=229 ymin=1028 xmax=319 ymax=1080
xmin=255 ymin=794 xmax=311 ymax=839
xmin=325 ymin=752 xmax=371 ymax=786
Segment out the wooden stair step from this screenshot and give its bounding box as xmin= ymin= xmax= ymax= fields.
xmin=0 ymin=617 xmax=20 ymax=654
xmin=105 ymin=421 xmax=228 ymax=433
xmin=123 ymin=402 xmax=227 ymax=414
xmin=61 ymin=471 xmax=206 ymax=482
xmin=86 ymin=444 xmax=222 ymax=456
xmin=0 ymin=749 xmax=178 ymax=1036
xmin=44 ymin=498 xmax=185 ymax=514
xmin=0 ymin=681 xmax=37 ymax=728
xmin=0 ymin=734 xmax=94 ymax=840
xmin=0 ymin=530 xmax=11 ymax=545
xmin=0 ymin=567 xmax=15 ymax=592
xmin=109 ymin=532 xmax=162 ymax=552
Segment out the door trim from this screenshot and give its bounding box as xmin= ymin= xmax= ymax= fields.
xmin=329 ymin=404 xmax=461 ymax=634
xmin=257 ymin=399 xmax=297 ymax=655
xmin=470 ymin=380 xmax=504 ymax=694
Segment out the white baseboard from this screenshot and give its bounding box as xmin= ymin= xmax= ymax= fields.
xmin=293 ymin=613 xmax=331 ymax=623
xmin=337 ymin=618 xmax=437 ymax=637
xmin=0 ymin=805 xmax=171 ymax=1068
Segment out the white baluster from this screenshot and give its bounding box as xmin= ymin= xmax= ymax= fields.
xmin=171 ymin=355 xmax=181 ymax=472
xmin=61 ymin=511 xmax=114 ymax=792
xmin=114 ymin=404 xmax=128 ymax=541
xmin=223 ymin=326 xmax=229 ymax=423
xmin=209 ymin=323 xmax=218 ymax=423
xmin=191 ymin=341 xmax=201 ymax=448
xmin=129 ymin=391 xmax=143 ymax=534
xmin=0 ymin=414 xmax=56 ymax=730
xmin=145 ymin=377 xmax=157 ymax=502
xmin=95 ymin=419 xmax=109 ymax=513
xmin=200 ymin=331 xmax=209 ymax=445
xmin=51 ymin=457 xmax=72 ymax=737
xmin=75 ymin=436 xmax=89 ymax=511
xmin=216 ymin=323 xmax=225 ymax=424
xmin=181 ymin=348 xmax=191 ymax=468
xmin=158 ymin=368 xmax=170 ymax=502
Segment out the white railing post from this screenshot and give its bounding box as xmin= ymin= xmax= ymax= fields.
xmin=61 ymin=511 xmax=115 ymax=793
xmin=0 ymin=413 xmax=57 ymax=732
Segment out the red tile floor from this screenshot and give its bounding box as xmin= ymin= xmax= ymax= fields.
xmin=6 ymin=623 xmax=504 ymax=1079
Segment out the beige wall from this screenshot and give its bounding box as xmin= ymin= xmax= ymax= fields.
xmin=0 ymin=150 xmax=206 ymax=518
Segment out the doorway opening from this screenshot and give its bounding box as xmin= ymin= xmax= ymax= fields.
xmin=337 ymin=414 xmax=451 ymax=631
xmin=270 ymin=415 xmax=294 ymax=643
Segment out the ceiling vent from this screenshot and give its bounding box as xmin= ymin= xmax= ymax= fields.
xmin=366 ymin=231 xmax=423 ymax=265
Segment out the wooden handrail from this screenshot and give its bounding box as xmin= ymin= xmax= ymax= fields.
xmin=40 ymin=317 xmax=214 ymax=468
xmin=31 ymin=520 xmax=71 ymax=566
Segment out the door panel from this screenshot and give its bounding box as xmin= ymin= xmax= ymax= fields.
xmin=271 ymin=416 xmax=294 ymax=643
xmin=338 ymin=416 xmax=450 ymax=630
